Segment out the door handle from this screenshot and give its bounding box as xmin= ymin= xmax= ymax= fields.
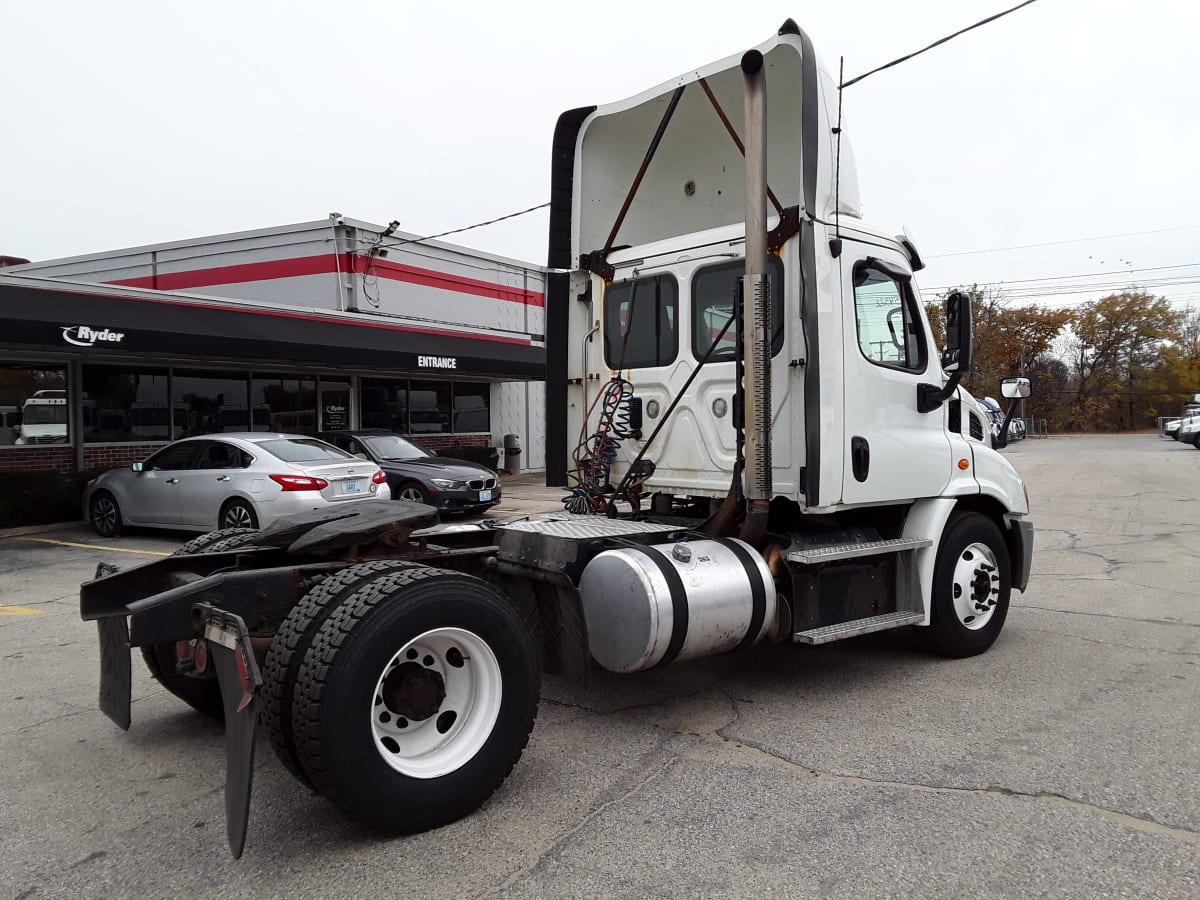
xmin=851 ymin=436 xmax=870 ymax=483
xmin=164 ymin=478 xmax=179 ymax=485
xmin=216 ymin=475 xmax=231 ymax=482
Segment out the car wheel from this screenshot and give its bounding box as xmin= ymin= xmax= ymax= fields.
xmin=219 ymin=498 xmax=259 ymax=531
xmin=917 ymin=511 xmax=1011 ymax=659
xmin=396 ymin=483 xmax=431 ymax=504
xmin=291 ymin=567 xmax=539 ymax=832
xmin=89 ymin=491 xmax=123 ymax=538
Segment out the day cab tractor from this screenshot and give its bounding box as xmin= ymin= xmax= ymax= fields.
xmin=80 ymin=20 xmax=1033 ymax=857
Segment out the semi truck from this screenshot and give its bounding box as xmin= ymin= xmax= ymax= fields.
xmin=80 ymin=20 xmax=1033 ymax=858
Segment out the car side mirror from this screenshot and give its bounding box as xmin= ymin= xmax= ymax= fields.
xmin=131 ymin=461 xmax=145 ymax=472
xmin=941 ymin=291 xmax=973 ymax=373
xmin=1001 ymin=376 xmax=1031 ymax=399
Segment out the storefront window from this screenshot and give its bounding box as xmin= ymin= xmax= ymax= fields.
xmin=82 ymin=366 xmax=170 ymax=442
xmin=361 ymin=378 xmax=479 ymax=434
xmin=452 ymin=383 xmax=490 ymax=433
xmin=361 ymin=378 xmax=407 ymax=432
xmin=173 ymin=370 xmax=248 ymax=437
xmin=404 ymin=381 xmax=450 ymax=434
xmin=252 ymin=374 xmax=318 ymax=435
xmin=0 ymin=365 xmax=69 ymax=446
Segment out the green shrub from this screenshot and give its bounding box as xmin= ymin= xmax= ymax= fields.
xmin=437 ymin=445 xmax=500 ymax=471
xmin=0 ymin=469 xmax=104 ymax=529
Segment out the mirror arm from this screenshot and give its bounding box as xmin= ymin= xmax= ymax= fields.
xmin=917 ymin=370 xmax=964 ymax=414
xmin=994 ymin=400 xmax=1022 ymax=449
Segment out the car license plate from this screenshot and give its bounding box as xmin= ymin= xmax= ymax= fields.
xmin=341 ymin=480 xmax=363 ymax=495
xmin=478 ymin=489 xmax=492 ymax=502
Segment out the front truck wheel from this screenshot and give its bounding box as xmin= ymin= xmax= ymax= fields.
xmin=918 ymin=511 xmax=1012 ymax=658
xmin=290 ymin=567 xmax=539 ymax=832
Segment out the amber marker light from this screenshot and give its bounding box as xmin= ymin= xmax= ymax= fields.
xmin=958 ymin=458 xmax=970 ymax=470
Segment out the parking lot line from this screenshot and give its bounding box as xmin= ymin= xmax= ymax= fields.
xmin=12 ymin=537 xmax=171 ymax=557
xmin=0 ymin=605 xmax=43 ymax=616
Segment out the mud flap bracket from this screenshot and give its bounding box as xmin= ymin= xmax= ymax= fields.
xmin=196 ymin=603 xmax=263 ymax=860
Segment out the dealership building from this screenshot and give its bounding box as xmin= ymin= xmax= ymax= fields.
xmin=0 ymin=218 xmax=546 ymax=478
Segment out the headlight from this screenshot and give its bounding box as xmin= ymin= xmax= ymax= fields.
xmin=430 ymin=478 xmax=466 ymax=489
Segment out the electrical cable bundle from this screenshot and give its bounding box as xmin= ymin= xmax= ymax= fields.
xmin=564 ymin=374 xmax=634 ymax=514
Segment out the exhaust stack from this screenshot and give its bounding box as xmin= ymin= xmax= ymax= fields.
xmin=739 ymin=49 xmax=773 ymax=545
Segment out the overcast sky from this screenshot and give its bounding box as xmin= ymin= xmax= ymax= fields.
xmin=4 ymin=0 xmax=1199 ymax=309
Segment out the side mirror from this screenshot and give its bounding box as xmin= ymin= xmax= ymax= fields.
xmin=918 ymin=291 xmax=973 ymax=413
xmin=1001 ymin=376 xmax=1031 ymax=399
xmin=131 ymin=461 xmax=145 ymax=473
xmin=941 ymin=291 xmax=973 ymax=373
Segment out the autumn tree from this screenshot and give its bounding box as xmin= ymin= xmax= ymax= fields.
xmin=1059 ymin=292 xmax=1180 ymax=429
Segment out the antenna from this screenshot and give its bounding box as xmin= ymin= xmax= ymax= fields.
xmin=833 ymin=56 xmax=844 ymax=253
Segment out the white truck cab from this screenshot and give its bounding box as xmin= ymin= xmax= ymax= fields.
xmin=546 ymin=19 xmax=1032 ymax=655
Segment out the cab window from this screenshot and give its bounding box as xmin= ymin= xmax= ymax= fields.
xmin=603 ymin=274 xmax=678 ymax=369
xmin=691 ymin=258 xmax=784 ymax=361
xmin=852 ymin=263 xmax=926 ymax=372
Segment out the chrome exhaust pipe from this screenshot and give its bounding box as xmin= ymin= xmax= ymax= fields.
xmin=739 ymin=49 xmax=772 ymax=546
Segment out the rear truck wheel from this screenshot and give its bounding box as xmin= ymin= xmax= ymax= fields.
xmin=918 ymin=511 xmax=1011 ymax=659
xmin=89 ymin=491 xmax=122 ymax=538
xmin=396 ymin=482 xmax=431 ymax=504
xmin=290 ymin=567 xmax=539 ymax=831
xmin=220 ymin=498 xmax=259 ymax=531
xmin=142 ymin=528 xmax=262 ymax=719
xmin=262 ymin=560 xmax=422 ymax=786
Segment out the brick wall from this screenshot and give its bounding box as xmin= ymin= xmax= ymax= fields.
xmin=83 ymin=444 xmax=166 ymax=471
xmin=0 ymin=447 xmax=74 ymax=474
xmin=415 ymin=434 xmax=490 ymax=450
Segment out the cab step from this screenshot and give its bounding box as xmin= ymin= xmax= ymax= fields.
xmin=785 ymin=536 xmax=931 ymax=565
xmin=793 ymin=610 xmax=925 ymax=645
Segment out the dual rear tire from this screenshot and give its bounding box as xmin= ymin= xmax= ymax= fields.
xmin=263 ymin=564 xmax=539 ymax=834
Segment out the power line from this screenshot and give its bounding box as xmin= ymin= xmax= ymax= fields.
xmin=926 ymin=224 xmax=1200 ymax=259
xmin=377 ymin=202 xmax=550 ymax=252
xmin=921 ymin=261 xmax=1200 ymax=292
xmin=841 ymin=0 xmax=1044 ymax=88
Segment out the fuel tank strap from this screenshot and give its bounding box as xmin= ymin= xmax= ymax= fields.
xmin=639 ymin=546 xmax=690 ymax=669
xmin=722 ymin=539 xmax=768 ymax=651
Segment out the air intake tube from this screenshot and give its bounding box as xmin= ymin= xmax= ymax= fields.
xmin=738 ymin=49 xmax=773 ymax=548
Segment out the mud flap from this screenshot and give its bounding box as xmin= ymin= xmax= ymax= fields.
xmin=97 ymin=617 xmax=132 ymax=731
xmin=200 ymin=605 xmax=263 ymax=860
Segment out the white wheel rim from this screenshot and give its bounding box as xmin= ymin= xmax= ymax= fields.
xmin=951 ymin=541 xmax=1001 ymax=630
xmin=399 ymin=487 xmax=424 ymax=502
xmin=370 ymin=627 xmax=502 ymax=779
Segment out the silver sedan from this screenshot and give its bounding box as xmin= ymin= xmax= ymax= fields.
xmin=84 ymin=433 xmax=392 ymax=537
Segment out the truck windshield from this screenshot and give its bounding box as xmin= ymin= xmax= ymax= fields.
xmin=23 ymin=404 xmax=67 ymax=425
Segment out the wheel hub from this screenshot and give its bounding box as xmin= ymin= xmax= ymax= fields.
xmin=370 ymin=627 xmax=503 ymax=779
xmin=381 ymin=661 xmax=445 ymax=721
xmin=951 ymin=543 xmax=1001 ymax=631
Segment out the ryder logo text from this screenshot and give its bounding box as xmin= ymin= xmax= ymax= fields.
xmin=62 ymin=325 xmax=126 ymax=347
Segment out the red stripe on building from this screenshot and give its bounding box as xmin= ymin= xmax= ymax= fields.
xmin=54 ymin=285 xmax=534 ymax=346
xmin=110 ymin=253 xmax=544 ymax=307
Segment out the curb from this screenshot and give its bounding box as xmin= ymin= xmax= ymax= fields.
xmin=0 ymin=520 xmax=84 ymax=540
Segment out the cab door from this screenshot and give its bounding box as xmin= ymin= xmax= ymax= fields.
xmin=838 ymin=241 xmax=953 ymax=505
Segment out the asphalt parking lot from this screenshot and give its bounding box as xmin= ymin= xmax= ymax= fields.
xmin=2 ymin=437 xmax=1198 ymax=899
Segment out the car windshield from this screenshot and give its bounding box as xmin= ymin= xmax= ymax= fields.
xmin=255 ymin=438 xmax=353 ymax=462
xmin=362 ymin=434 xmax=435 ymax=460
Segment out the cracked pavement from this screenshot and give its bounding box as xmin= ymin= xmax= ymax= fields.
xmin=1 ymin=434 xmax=1198 ymax=898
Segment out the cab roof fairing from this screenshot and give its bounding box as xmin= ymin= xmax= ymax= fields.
xmin=567 ymin=27 xmax=862 ymax=266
